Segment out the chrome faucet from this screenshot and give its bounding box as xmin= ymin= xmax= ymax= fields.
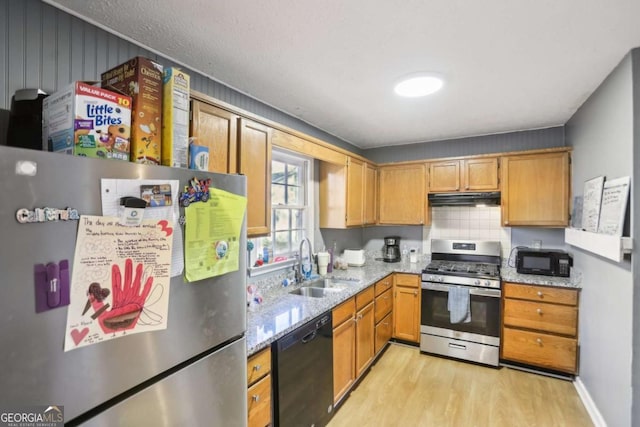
xmin=296 ymin=238 xmax=312 ymax=282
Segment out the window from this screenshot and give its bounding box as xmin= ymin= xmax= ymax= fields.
xmin=249 ymin=149 xmax=312 ymax=274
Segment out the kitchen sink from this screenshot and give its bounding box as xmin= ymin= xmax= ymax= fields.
xmin=289 ymin=287 xmax=342 ymax=298
xmin=300 ymin=277 xmax=360 ymax=289
xmin=289 ymin=277 xmax=359 ymax=298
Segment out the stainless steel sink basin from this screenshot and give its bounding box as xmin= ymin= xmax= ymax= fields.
xmin=289 ymin=277 xmax=359 ymax=298
xmin=289 ymin=287 xmax=341 ymax=298
xmin=300 ymin=277 xmax=359 ymax=289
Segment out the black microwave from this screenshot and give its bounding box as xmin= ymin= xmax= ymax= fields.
xmin=516 ymin=249 xmax=573 ymax=277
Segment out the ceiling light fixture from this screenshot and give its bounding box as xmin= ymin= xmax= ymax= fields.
xmin=394 ymin=74 xmax=444 ymax=97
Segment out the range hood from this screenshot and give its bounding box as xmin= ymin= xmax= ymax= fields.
xmin=428 ymin=191 xmax=501 ymax=207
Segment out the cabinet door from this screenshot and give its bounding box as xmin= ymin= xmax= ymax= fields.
xmin=375 ymin=312 xmax=393 ymax=355
xmin=333 ymin=316 xmax=356 ymax=404
xmin=247 ymin=374 xmax=271 ymax=427
xmin=374 ymin=288 xmax=393 ymax=323
xmin=393 ymin=286 xmax=420 ymax=343
xmin=355 ymin=302 xmax=375 ymax=377
xmin=319 ymin=162 xmax=348 ymax=228
xmin=463 ymin=157 xmax=499 ymax=191
xmin=429 ymin=161 xmax=460 ymax=192
xmin=238 ymin=118 xmax=272 ymax=236
xmin=501 ymin=151 xmax=570 ymax=227
xmin=346 ymin=157 xmax=364 ymax=226
xmin=378 ymin=164 xmax=428 ymax=225
xmin=363 ymin=162 xmax=377 ymax=225
xmin=190 ymin=100 xmax=238 ymax=173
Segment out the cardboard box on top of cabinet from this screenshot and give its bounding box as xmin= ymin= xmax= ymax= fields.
xmin=101 ymin=57 xmax=163 ymax=164
xmin=42 ymin=81 xmax=132 ymax=160
xmin=161 ymin=67 xmax=190 ymax=168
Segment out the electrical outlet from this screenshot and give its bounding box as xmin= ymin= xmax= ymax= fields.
xmin=532 ymin=240 xmax=542 ymax=249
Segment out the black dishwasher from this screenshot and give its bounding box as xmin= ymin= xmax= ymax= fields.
xmin=273 ymin=311 xmax=334 ymax=427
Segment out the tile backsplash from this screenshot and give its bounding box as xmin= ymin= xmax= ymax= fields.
xmin=423 ymin=206 xmax=511 ymax=258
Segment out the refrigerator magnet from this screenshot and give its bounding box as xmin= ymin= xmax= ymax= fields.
xmin=119 ymin=197 xmax=147 ymax=226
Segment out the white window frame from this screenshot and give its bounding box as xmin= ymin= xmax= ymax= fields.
xmin=248 ymin=149 xmax=314 ymax=277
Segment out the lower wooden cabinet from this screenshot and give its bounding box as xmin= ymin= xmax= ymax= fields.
xmin=375 ymin=312 xmax=393 ymax=354
xmin=355 ymin=287 xmax=375 ymax=377
xmin=392 ymin=273 xmax=421 ymax=343
xmin=333 ymin=298 xmax=356 ymax=404
xmin=247 ymin=347 xmax=272 ymax=427
xmin=332 ymin=281 xmax=389 ymax=405
xmin=374 ymin=276 xmax=393 ymax=354
xmin=501 ymin=282 xmax=579 ymax=374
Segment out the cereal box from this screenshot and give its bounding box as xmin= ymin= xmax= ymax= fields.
xmin=101 ymin=57 xmax=163 ymax=164
xmin=161 ymin=67 xmax=190 ymax=168
xmin=42 ymin=82 xmax=132 ymax=160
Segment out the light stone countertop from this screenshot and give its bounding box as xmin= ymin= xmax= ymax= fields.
xmin=246 ymin=258 xmax=425 ymax=356
xmin=500 ymin=266 xmax=582 ymax=289
xmin=246 ymin=259 xmax=583 ymax=356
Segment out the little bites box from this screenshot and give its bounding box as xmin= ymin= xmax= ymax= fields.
xmin=42 ymin=82 xmax=132 ymax=160
xmin=161 ymin=67 xmax=190 ymax=168
xmin=101 ymin=57 xmax=163 ymax=164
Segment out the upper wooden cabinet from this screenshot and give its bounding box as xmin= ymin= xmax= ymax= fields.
xmin=363 ymin=162 xmax=377 ymax=225
xmin=238 ymin=118 xmax=272 ymax=236
xmin=501 ymin=150 xmax=570 ymax=227
xmin=190 ymin=100 xmax=238 ymax=173
xmin=319 ymin=157 xmax=376 ymax=228
xmin=429 ymin=158 xmax=499 ymax=192
xmin=378 ymin=163 xmax=429 ymax=225
xmin=346 ymin=158 xmax=365 ymax=226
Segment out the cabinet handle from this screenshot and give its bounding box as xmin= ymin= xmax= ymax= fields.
xmin=537 ymin=291 xmax=543 ymax=297
xmin=252 ymin=394 xmax=260 ymax=402
xmin=536 ymin=308 xmax=543 ymax=315
xmin=414 ymin=290 xmax=418 ymax=296
xmin=253 ymin=364 xmax=261 ymax=371
xmin=536 ymin=338 xmax=543 ymax=345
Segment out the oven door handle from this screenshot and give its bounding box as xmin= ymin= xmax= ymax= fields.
xmin=421 ymin=282 xmax=501 ymax=298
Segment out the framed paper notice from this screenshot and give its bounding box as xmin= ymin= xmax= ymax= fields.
xmin=597 ymin=176 xmax=630 ymax=235
xmin=581 ymin=176 xmax=604 ymax=232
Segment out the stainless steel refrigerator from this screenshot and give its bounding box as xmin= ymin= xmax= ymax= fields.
xmin=0 ymin=146 xmax=248 ymax=426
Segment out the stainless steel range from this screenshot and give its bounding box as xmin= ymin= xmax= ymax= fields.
xmin=420 ymin=239 xmax=502 ymax=366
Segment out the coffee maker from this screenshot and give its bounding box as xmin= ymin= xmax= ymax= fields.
xmin=383 ymin=236 xmax=401 ymax=263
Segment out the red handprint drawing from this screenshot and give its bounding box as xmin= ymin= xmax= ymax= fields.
xmin=87 ymin=259 xmax=153 ymax=334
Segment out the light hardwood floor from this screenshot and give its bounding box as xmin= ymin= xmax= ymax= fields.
xmin=328 ymin=343 xmax=593 ymax=427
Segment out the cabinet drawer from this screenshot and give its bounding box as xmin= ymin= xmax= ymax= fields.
xmin=502 ymin=327 xmax=577 ymax=374
xmin=356 ymin=286 xmax=375 ymax=310
xmin=503 ymin=299 xmax=577 ymax=336
xmin=247 ymin=347 xmax=271 ymax=386
xmin=375 ymin=312 xmax=393 ymax=354
xmin=504 ymin=283 xmax=578 ymax=306
xmin=333 ymin=297 xmax=356 ymax=327
xmin=394 ymin=273 xmax=420 ymax=288
xmin=247 ymin=374 xmax=272 ymax=427
xmin=374 ymin=288 xmax=393 ymax=323
xmin=375 ymin=275 xmax=393 ymax=296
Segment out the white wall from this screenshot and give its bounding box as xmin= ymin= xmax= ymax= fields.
xmin=565 ymin=52 xmax=634 ymax=427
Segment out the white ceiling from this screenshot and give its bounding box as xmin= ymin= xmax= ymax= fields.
xmin=47 ymin=0 xmax=640 ymax=149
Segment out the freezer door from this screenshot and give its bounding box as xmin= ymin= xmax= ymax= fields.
xmin=0 ymin=147 xmax=247 ymax=421
xmin=77 ymin=337 xmax=247 ymax=426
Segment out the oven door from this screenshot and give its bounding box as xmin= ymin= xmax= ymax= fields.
xmin=420 ymin=282 xmax=501 ymax=346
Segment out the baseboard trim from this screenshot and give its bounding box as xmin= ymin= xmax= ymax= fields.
xmin=574 ymin=376 xmax=607 ymax=427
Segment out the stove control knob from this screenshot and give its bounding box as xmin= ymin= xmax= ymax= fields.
xmin=484 ymin=280 xmax=492 ymax=287
xmin=438 ymin=277 xmax=444 ymax=283
xmin=474 ymin=279 xmax=481 ymax=286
